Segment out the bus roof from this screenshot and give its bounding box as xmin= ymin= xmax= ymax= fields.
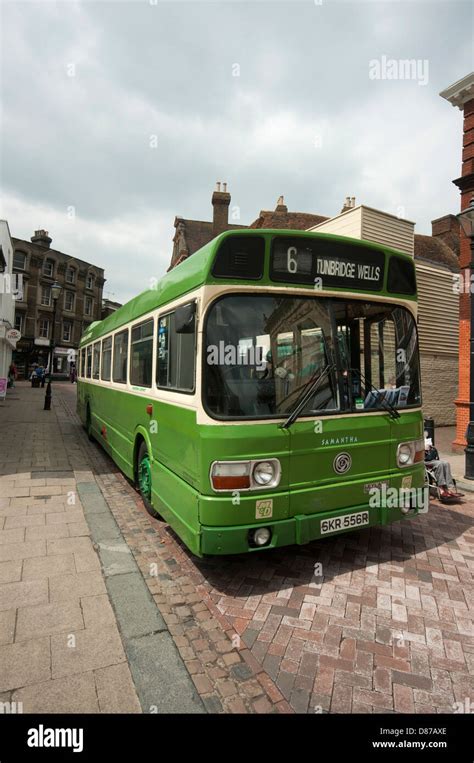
xmin=80 ymin=229 xmax=415 ymax=346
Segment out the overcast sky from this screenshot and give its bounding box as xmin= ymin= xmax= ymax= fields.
xmin=1 ymin=0 xmax=472 ymax=304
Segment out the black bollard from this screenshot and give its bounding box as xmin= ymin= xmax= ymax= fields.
xmin=44 ymin=381 xmax=52 ymax=410
xmin=464 ymin=422 xmax=474 ymax=480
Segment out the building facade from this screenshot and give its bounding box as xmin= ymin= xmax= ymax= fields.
xmin=0 ymin=220 xmax=16 ymax=380
xmin=440 ymin=72 xmax=474 ymax=450
xmin=12 ymin=230 xmax=105 ymax=378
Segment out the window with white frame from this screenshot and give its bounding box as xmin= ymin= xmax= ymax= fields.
xmin=85 ymin=296 xmax=93 ymax=316
xmin=41 ymin=286 xmax=52 ymax=306
xmin=64 ymin=291 xmax=75 ymax=311
xmin=86 ymin=273 xmax=94 ymax=290
xmin=92 ymin=342 xmax=101 ymax=379
xmin=63 ymin=321 xmax=73 ymax=342
xmin=65 ymin=267 xmax=75 ymax=284
xmin=39 ymin=319 xmax=50 ymax=338
xmin=13 ymin=252 xmax=26 ymax=270
xmin=43 ymin=259 xmax=54 ymax=277
xmin=14 ymin=313 xmax=23 ymax=333
xmin=101 ymin=336 xmax=112 ymax=381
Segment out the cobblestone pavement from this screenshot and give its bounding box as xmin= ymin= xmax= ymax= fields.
xmin=2 ymin=383 xmax=474 ymax=714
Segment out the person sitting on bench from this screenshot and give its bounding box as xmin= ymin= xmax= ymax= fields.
xmin=425 ymin=439 xmax=461 ymax=498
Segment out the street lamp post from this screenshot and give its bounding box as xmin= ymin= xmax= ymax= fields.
xmin=457 ymin=196 xmax=474 ymax=478
xmin=44 ymin=281 xmax=62 ymax=411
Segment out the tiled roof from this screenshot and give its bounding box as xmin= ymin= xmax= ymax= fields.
xmin=179 ymin=220 xmax=247 ymax=258
xmin=249 ymin=211 xmax=329 ymax=230
xmin=414 ymin=234 xmax=459 ymax=272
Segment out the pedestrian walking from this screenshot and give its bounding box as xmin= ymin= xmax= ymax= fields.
xmin=7 ymin=361 xmax=17 ymax=388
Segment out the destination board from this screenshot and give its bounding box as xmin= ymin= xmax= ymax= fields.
xmin=270 ymin=237 xmax=385 ymax=291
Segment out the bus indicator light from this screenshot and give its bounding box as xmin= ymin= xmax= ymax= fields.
xmin=146 ymin=404 xmax=153 ymax=415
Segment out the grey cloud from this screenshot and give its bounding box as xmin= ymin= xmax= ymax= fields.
xmin=0 ymin=0 xmax=472 ymax=303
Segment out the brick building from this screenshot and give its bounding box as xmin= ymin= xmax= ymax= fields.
xmin=169 ymin=183 xmax=327 ymax=269
xmin=12 ymin=229 xmax=105 ymax=378
xmin=440 ymin=72 xmax=474 ymax=450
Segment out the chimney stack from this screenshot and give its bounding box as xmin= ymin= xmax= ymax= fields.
xmin=431 ymin=214 xmax=460 ymax=257
xmin=275 ymin=195 xmax=288 ymax=213
xmin=212 ymin=181 xmax=231 ymax=236
xmin=31 ymin=229 xmax=52 ymax=248
xmin=341 ymin=197 xmax=351 ymax=214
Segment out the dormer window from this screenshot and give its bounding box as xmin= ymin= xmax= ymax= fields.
xmin=86 ymin=273 xmax=94 ymax=290
xmin=66 ymin=267 xmax=75 ymax=284
xmin=13 ymin=251 xmax=27 ymax=270
xmin=43 ymin=259 xmax=54 ymax=278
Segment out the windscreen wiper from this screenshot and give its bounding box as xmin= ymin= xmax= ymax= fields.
xmin=279 ymin=363 xmax=334 ymax=430
xmin=348 ymin=367 xmax=400 ymax=419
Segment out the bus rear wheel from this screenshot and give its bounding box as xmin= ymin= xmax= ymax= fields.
xmin=85 ymin=406 xmax=94 ymax=441
xmin=137 ymin=441 xmax=161 ymax=519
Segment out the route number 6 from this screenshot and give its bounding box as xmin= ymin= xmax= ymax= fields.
xmin=287 ymin=246 xmax=298 ymax=273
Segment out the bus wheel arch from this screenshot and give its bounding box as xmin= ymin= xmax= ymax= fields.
xmin=85 ymin=402 xmax=94 ymax=441
xmin=135 ymin=436 xmax=162 ymax=520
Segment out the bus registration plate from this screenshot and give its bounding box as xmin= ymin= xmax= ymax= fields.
xmin=320 ymin=510 xmax=369 ymax=536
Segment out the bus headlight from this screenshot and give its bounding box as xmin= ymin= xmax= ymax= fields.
xmin=253 ymin=461 xmax=275 ymax=486
xmin=249 ymin=527 xmax=272 ymax=547
xmin=397 ymin=439 xmax=424 ymax=468
xmin=210 ymin=458 xmax=281 ymax=491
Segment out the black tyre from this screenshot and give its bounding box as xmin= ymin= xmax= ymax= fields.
xmin=86 ymin=405 xmax=94 ymax=441
xmin=137 ymin=441 xmax=161 ymax=519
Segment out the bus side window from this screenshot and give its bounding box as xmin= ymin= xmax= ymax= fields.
xmin=130 ymin=320 xmax=153 ymax=387
xmin=92 ymin=342 xmax=101 ymax=380
xmin=101 ymin=337 xmax=112 ymax=381
xmin=157 ymin=308 xmax=195 ymax=392
xmin=113 ymin=330 xmax=129 ymax=384
xmin=86 ymin=346 xmax=92 ymax=378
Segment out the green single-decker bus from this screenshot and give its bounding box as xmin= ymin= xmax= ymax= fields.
xmin=77 ymin=229 xmax=427 ymax=556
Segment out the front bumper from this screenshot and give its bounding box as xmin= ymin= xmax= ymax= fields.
xmin=200 ymin=498 xmax=425 ymax=555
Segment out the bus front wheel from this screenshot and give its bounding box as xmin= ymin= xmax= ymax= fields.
xmin=137 ymin=441 xmax=161 ymax=519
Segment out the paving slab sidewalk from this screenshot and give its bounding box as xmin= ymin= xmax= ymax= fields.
xmin=0 ymin=382 xmax=203 ymax=713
